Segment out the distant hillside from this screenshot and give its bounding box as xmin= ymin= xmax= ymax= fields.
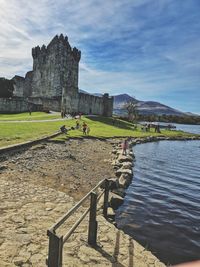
xmin=113 ymin=94 xmax=189 ymax=116
xmin=136 ymin=101 xmax=186 ymax=116
xmin=113 ymin=94 xmax=139 ymax=109
xmin=79 ymin=89 xmax=90 ymax=94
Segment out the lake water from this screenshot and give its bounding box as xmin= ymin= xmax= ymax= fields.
xmin=174 ymin=123 xmax=200 ymax=134
xmin=115 ymin=140 xmax=200 ymax=265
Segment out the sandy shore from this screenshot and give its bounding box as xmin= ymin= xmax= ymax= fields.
xmin=0 ymin=138 xmax=116 ymax=201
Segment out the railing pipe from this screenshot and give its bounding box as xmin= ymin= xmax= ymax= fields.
xmin=103 ymin=179 xmax=109 ymax=218
xmin=47 ymin=230 xmax=63 ymax=267
xmin=88 ymin=192 xmax=98 ymax=246
xmin=50 ymin=179 xmax=104 ymax=232
xmin=47 ymin=179 xmax=108 ymax=266
xmin=63 ymin=190 xmax=104 ymax=244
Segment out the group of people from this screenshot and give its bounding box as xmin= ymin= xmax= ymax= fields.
xmin=75 ymin=120 xmax=90 ymax=135
xmin=141 ymin=123 xmax=151 ymax=132
xmin=141 ymin=123 xmax=161 ymax=133
xmin=61 ymin=111 xmax=82 ymax=119
xmin=60 ymin=120 xmax=90 ymax=135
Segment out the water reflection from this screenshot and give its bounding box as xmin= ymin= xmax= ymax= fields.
xmin=116 ymin=140 xmax=200 ymax=265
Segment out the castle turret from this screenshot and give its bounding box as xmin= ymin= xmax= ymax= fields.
xmin=30 ymin=34 xmax=81 ymax=107
xmin=103 ymin=93 xmax=113 ymax=117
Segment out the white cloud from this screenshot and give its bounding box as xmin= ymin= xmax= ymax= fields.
xmin=0 ymin=0 xmax=199 ymax=112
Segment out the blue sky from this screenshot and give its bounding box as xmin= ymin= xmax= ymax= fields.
xmin=0 ymin=0 xmax=200 ymax=113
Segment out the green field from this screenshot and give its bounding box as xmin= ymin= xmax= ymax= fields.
xmin=0 ymin=112 xmax=197 ymax=148
xmin=0 ymin=112 xmax=61 ymax=121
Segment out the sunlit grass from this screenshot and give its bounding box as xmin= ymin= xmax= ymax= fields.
xmin=0 ymin=112 xmax=61 ymax=121
xmin=0 ymin=114 xmax=198 ymax=148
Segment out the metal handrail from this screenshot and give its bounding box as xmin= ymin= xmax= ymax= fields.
xmin=47 ymin=178 xmax=110 ymax=267
xmin=50 ymin=179 xmax=105 ymax=232
xmin=63 ymin=189 xmax=104 ymax=243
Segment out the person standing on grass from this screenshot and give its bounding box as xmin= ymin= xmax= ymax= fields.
xmin=76 ymin=120 xmax=80 ymax=129
xmin=122 ymin=139 xmax=129 ymax=155
xmin=86 ymin=126 xmax=90 ymax=135
xmin=82 ymin=122 xmax=87 ymax=135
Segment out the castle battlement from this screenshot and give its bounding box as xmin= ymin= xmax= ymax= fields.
xmin=11 ymin=34 xmax=112 ymax=116
xmin=32 ymin=34 xmax=81 ymax=62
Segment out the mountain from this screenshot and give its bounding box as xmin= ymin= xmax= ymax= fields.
xmin=113 ymin=94 xmax=139 ymax=109
xmin=113 ymin=94 xmax=188 ymax=116
xmin=135 ymin=100 xmax=186 ymax=116
xmin=79 ymin=89 xmax=90 ymax=94
xmin=185 ymin=112 xmax=200 ymax=117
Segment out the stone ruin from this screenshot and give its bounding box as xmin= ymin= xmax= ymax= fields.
xmin=0 ymin=34 xmax=113 ymax=116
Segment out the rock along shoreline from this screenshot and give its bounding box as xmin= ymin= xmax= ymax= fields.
xmin=107 ymin=135 xmax=200 ymax=213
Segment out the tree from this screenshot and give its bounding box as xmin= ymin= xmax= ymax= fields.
xmin=123 ymin=99 xmax=138 ymax=122
xmin=0 ymin=77 xmax=14 ymax=98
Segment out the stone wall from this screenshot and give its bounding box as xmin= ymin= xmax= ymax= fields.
xmin=29 ymin=97 xmax=61 ymax=112
xmin=13 ymin=72 xmax=33 ymax=98
xmin=78 ymin=93 xmax=104 ymax=115
xmin=0 ymin=98 xmax=29 ymax=113
xmin=12 ymin=76 xmax=25 ymax=97
xmin=78 ymin=93 xmax=113 ymax=116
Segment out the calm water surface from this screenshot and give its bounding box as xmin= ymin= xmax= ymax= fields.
xmin=115 ymin=140 xmax=200 ymax=265
xmin=174 ymin=124 xmax=200 ymax=134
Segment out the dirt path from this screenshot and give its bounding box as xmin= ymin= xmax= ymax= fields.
xmin=0 ymin=139 xmax=116 ymax=201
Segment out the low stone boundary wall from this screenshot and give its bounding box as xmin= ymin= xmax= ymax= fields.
xmin=107 ymin=135 xmax=200 ymax=214
xmin=0 ymin=98 xmax=29 ymax=113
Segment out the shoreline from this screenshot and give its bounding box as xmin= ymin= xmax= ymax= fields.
xmin=107 ymin=136 xmax=200 ymax=266
xmin=107 ymin=134 xmax=200 ymax=217
xmin=108 ymin=136 xmax=200 ymax=206
xmin=0 ymin=136 xmax=199 ymax=266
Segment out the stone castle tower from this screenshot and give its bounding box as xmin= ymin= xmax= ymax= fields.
xmin=12 ymin=34 xmax=113 ymax=116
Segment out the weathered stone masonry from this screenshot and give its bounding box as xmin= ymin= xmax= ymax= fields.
xmin=8 ymin=34 xmax=113 ymax=116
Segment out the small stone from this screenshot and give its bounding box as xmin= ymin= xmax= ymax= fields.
xmin=115 ymin=168 xmax=133 ymax=177
xmin=13 ymin=257 xmax=25 ymax=266
xmin=110 ymin=194 xmax=124 ymax=210
xmin=46 ymin=207 xmax=53 ymax=211
xmin=0 ymin=165 xmax=7 ymax=170
xmin=117 ymin=154 xmax=133 ymax=163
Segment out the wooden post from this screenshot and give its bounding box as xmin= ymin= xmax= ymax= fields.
xmin=103 ymin=179 xmax=109 ymax=218
xmin=47 ymin=230 xmax=63 ymax=267
xmin=88 ymin=192 xmax=98 ymax=246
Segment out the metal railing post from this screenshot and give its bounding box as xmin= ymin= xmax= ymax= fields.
xmin=47 ymin=230 xmax=63 ymax=267
xmin=103 ymin=179 xmax=109 ymax=218
xmin=88 ymin=192 xmax=98 ymax=246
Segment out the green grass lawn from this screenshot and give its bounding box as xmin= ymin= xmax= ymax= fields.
xmin=0 ymin=112 xmax=61 ymax=121
xmin=0 ymin=114 xmax=198 ymax=148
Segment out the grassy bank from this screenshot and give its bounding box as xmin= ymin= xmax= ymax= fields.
xmin=0 ymin=112 xmax=61 ymax=121
xmin=0 ymin=113 xmax=198 ymax=148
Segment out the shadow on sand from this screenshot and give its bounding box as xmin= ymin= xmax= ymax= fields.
xmin=93 ymin=230 xmax=135 ymax=267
